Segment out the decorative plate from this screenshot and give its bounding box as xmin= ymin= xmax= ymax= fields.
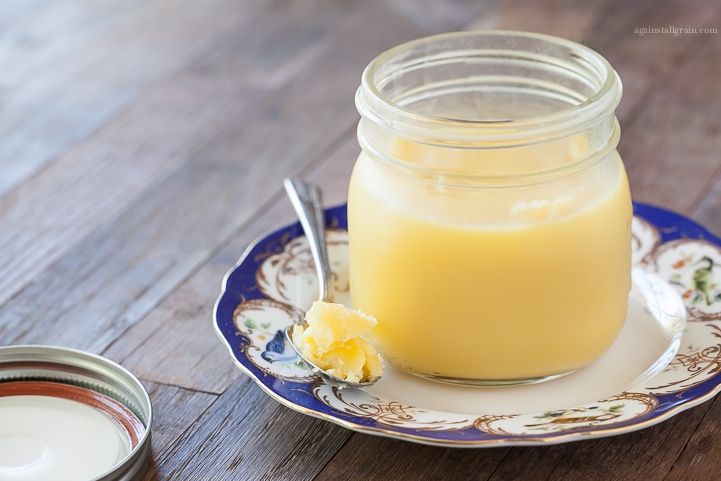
xmin=214 ymin=202 xmax=721 ymax=447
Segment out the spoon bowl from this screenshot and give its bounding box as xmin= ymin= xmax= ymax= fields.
xmin=284 ymin=323 xmax=378 ymax=389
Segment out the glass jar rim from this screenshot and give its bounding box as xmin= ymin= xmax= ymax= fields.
xmin=356 ymin=30 xmax=622 ymax=146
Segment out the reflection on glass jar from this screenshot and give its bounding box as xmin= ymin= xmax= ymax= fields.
xmin=348 ymin=31 xmax=631 ymax=386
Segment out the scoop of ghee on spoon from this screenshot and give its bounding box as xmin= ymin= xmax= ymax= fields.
xmin=283 ymin=178 xmax=383 ymax=388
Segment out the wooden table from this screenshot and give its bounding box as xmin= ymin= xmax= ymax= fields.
xmin=2 ymin=0 xmax=720 ymax=479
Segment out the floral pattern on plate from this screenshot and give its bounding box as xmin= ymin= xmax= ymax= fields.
xmin=214 ymin=202 xmax=721 ymax=446
xmin=255 ymin=229 xmax=350 ymax=309
xmin=640 ymin=239 xmax=721 ymax=321
xmin=476 ymin=392 xmax=658 ymax=436
xmin=312 ymin=384 xmax=473 ymax=431
xmin=232 ymin=298 xmax=312 ymax=382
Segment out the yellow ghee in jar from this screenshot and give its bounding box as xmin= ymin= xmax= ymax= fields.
xmin=347 ymin=141 xmax=632 ymax=381
xmin=350 ymin=31 xmax=630 ymax=383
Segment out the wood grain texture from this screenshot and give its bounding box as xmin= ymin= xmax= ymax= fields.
xmin=141 ymin=381 xmax=217 ymax=456
xmin=614 ymin=0 xmax=721 ymax=216
xmin=0 ymin=0 xmax=719 ymax=479
xmin=0 ymin=0 xmax=261 ymax=195
xmin=665 ymin=396 xmax=721 ymax=481
xmin=144 ymin=377 xmax=351 ymax=481
xmin=316 ymin=433 xmax=510 ymax=481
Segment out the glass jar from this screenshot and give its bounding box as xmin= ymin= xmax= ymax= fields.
xmin=348 ymin=31 xmax=631 ymax=385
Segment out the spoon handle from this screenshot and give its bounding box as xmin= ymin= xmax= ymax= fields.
xmin=283 ymin=178 xmax=335 ymax=303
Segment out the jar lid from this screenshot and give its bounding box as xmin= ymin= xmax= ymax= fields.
xmin=0 ymin=345 xmax=152 ymax=481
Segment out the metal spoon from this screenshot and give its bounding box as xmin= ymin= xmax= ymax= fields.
xmin=282 ymin=177 xmax=379 ymax=389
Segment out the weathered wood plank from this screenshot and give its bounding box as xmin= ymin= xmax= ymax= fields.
xmin=0 ymin=0 xmax=378 ymax=350
xmin=0 ymin=0 xmax=279 ymax=309
xmin=664 ymin=397 xmax=721 ymax=481
xmin=468 ymin=0 xmax=606 ymax=42
xmin=144 ymin=377 xmax=352 ymax=481
xmin=583 ymin=0 xmax=720 ymax=124
xmin=316 ymin=434 xmax=509 ymax=481
xmin=693 ymin=175 xmax=721 ymax=237
xmin=0 ymin=0 xmax=265 ymax=196
xmin=616 ymin=14 xmax=721 ymax=217
xmin=467 ymin=0 xmax=720 ymax=129
xmin=137 ymin=381 xmax=217 ymax=457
